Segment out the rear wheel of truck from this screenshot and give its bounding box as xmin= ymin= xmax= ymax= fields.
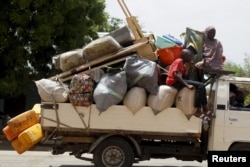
xmin=93 ymin=137 xmax=134 ymax=167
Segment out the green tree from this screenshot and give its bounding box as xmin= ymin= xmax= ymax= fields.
xmin=98 ymin=16 xmax=124 ymax=32
xmin=224 ymin=62 xmax=245 ymax=77
xmin=224 ymin=53 xmax=250 ymax=77
xmin=0 ymin=0 xmax=108 ymax=98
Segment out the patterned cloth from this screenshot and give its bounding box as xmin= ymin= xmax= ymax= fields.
xmin=184 ymin=27 xmax=204 ymax=63
xmin=184 ymin=27 xmax=205 ymax=81
xmin=69 ymin=74 xmax=94 ymax=106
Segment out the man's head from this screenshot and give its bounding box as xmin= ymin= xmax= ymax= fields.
xmin=181 ymin=49 xmax=193 ymax=63
xmin=205 ymin=26 xmax=216 ymax=41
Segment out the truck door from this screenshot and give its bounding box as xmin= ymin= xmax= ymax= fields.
xmin=224 ymin=82 xmax=250 ymax=144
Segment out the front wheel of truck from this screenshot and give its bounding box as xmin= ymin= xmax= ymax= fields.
xmin=229 ymin=143 xmax=250 ymax=151
xmin=93 ymin=137 xmax=134 ymax=167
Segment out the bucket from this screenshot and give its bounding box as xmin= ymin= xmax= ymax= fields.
xmin=157 ymin=46 xmax=183 ymax=65
xmin=2 ymin=125 xmax=19 ymax=141
xmin=7 ymin=110 xmax=39 ymax=134
xmin=18 ymin=123 xmax=43 ymax=148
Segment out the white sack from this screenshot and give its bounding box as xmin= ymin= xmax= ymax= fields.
xmin=147 ymin=85 xmax=178 ymax=115
xmin=175 ymin=87 xmax=197 ymax=118
xmin=35 ymin=79 xmax=69 ymax=103
xmin=123 ymin=87 xmax=146 ymax=115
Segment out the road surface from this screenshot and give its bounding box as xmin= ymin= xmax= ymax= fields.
xmin=0 ymin=140 xmax=207 ymax=167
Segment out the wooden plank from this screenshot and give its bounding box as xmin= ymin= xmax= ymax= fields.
xmin=61 ymin=57 xmax=127 ymax=82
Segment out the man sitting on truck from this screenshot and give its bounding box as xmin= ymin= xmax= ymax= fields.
xmin=166 ymin=48 xmax=211 ymax=119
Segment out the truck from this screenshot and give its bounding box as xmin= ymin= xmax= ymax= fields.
xmin=37 ymin=72 xmax=250 ymax=167
xmin=4 ymin=0 xmax=250 ymax=166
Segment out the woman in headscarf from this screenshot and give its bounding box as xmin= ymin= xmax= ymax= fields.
xmin=195 ymin=26 xmax=224 ymax=70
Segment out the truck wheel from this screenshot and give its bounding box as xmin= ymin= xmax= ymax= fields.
xmin=230 ymin=143 xmax=250 ymax=151
xmin=93 ymin=137 xmax=134 ymax=167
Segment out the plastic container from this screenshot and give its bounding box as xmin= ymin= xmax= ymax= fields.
xmin=163 ymin=34 xmax=183 ymax=46
xmin=2 ymin=125 xmax=19 ymax=141
xmin=155 ymin=35 xmax=176 ymax=49
xmin=7 ymin=110 xmax=39 ymax=134
xmin=157 ymin=46 xmax=183 ymax=65
xmin=12 ymin=138 xmax=29 ymax=154
xmin=18 ymin=123 xmax=43 ymax=148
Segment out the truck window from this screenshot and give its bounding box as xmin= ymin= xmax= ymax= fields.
xmin=229 ymin=82 xmax=250 ymax=111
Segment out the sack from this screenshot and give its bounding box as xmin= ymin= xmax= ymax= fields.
xmin=70 ymin=74 xmax=94 ymax=94
xmin=175 ymin=87 xmax=197 ymax=118
xmin=59 ymin=49 xmax=85 ymax=71
xmin=82 ymin=36 xmax=121 ymax=62
xmin=147 ymin=85 xmax=178 ymax=115
xmin=69 ymin=74 xmax=94 ymax=106
xmin=109 ymin=26 xmax=135 ymax=46
xmin=93 ymin=71 xmax=127 ymax=113
xmin=35 ymin=79 xmax=69 ymax=102
xmin=123 ymin=55 xmax=159 ymax=94
xmin=123 ymin=87 xmax=146 ymax=114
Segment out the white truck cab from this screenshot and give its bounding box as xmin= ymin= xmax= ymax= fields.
xmin=209 ymin=75 xmax=250 ymax=151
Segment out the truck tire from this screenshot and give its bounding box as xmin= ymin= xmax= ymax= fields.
xmin=93 ymin=137 xmax=134 ymax=167
xmin=229 ymin=143 xmax=250 ymax=151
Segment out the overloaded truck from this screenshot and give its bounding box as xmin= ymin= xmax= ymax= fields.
xmin=39 ymin=74 xmax=250 ymax=167
xmin=3 ymin=0 xmax=250 ymax=167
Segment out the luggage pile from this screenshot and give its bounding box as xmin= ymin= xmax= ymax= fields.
xmin=35 ymin=53 xmax=197 ymax=118
xmin=2 ymin=26 xmax=198 ymax=154
xmin=34 ymin=26 xmax=197 ymax=117
xmin=2 ymin=105 xmax=42 ymax=154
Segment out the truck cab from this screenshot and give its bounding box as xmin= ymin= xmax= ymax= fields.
xmin=209 ymin=75 xmax=250 ymax=151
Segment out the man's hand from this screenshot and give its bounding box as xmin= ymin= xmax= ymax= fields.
xmin=195 ymin=61 xmax=204 ymax=69
xmin=187 ymin=84 xmax=194 ymax=90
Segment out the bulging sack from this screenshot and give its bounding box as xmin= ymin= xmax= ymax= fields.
xmin=123 ymin=87 xmax=146 ymax=114
xmin=175 ymin=87 xmax=197 ymax=117
xmin=93 ymin=71 xmax=127 ymax=113
xmin=108 ymin=26 xmax=135 ymax=46
xmin=82 ymin=36 xmax=121 ymax=62
xmin=147 ymin=85 xmax=178 ymax=115
xmin=35 ymin=79 xmax=69 ymax=102
xmin=123 ymin=55 xmax=159 ymax=94
xmin=59 ymin=49 xmax=85 ymax=71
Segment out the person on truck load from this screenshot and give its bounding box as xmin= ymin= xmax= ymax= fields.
xmin=195 ymin=26 xmax=224 ymax=71
xmin=166 ymin=48 xmax=212 ymax=118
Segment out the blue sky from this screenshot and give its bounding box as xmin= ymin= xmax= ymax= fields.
xmin=105 ymin=0 xmax=250 ymax=66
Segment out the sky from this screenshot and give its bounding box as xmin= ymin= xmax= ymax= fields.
xmin=105 ymin=0 xmax=250 ymax=66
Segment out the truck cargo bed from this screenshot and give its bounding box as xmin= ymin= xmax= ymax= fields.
xmin=41 ymin=103 xmax=202 ymax=138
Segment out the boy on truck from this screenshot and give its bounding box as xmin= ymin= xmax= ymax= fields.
xmin=166 ymin=48 xmax=212 ymax=119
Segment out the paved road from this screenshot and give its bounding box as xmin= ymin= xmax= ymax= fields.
xmin=0 ymin=140 xmax=207 ymax=167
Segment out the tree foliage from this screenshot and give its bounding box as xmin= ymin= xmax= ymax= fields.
xmin=223 ymin=53 xmax=250 ymax=77
xmin=0 ymin=0 xmax=109 ymax=98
